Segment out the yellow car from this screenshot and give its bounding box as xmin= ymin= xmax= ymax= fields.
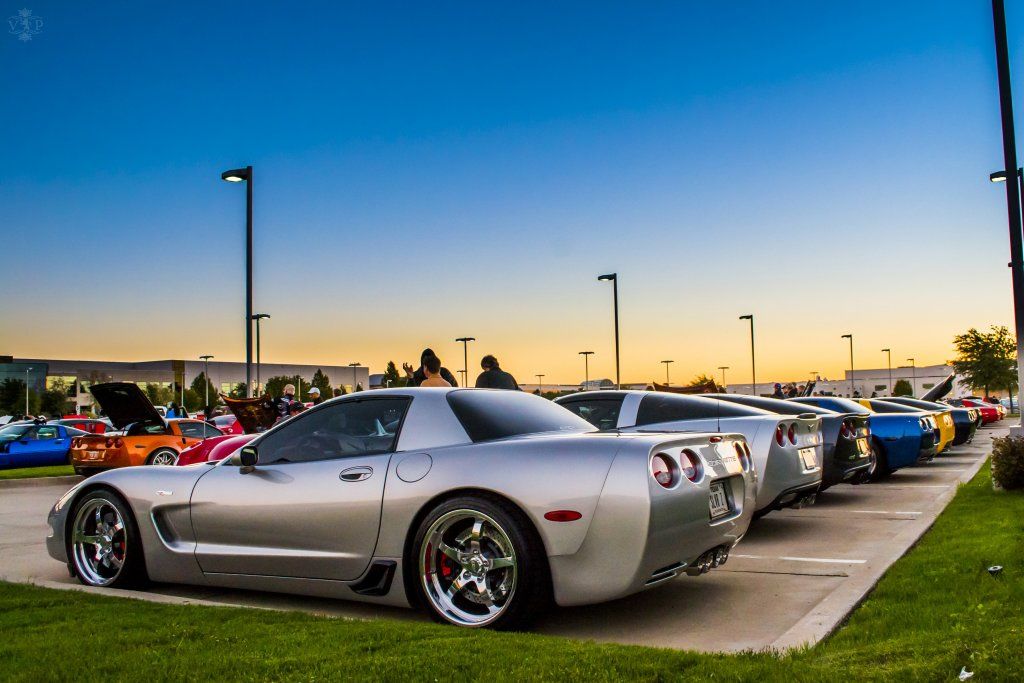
xmin=855 ymin=398 xmax=955 ymax=454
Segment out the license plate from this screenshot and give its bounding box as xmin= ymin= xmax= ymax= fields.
xmin=856 ymin=437 xmax=869 ymax=454
xmin=708 ymin=481 xmax=730 ymax=519
xmin=799 ymin=447 xmax=817 ymax=470
xmin=87 ymin=450 xmax=101 ymax=460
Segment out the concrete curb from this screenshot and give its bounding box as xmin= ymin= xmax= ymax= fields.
xmin=767 ymin=431 xmax=996 ymax=652
xmin=0 ymin=475 xmax=82 ymax=490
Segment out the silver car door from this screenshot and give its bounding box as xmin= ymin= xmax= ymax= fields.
xmin=190 ymin=396 xmax=411 ymax=581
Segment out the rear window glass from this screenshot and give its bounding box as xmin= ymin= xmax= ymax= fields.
xmin=714 ymin=395 xmax=832 ymax=416
xmin=636 ymin=395 xmax=760 ymax=425
xmin=447 ymin=390 xmax=593 ymax=442
xmin=794 ymin=398 xmax=868 ymax=414
xmin=867 ymin=400 xmax=920 ymax=414
xmin=213 ymin=415 xmax=236 ymax=426
xmin=559 ymin=398 xmax=623 ymax=430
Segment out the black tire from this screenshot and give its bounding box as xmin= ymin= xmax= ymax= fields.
xmin=73 ymin=467 xmax=98 ymax=477
xmin=146 ymin=448 xmax=178 ymax=466
xmin=870 ymin=438 xmax=891 ymax=481
xmin=410 ymin=494 xmax=551 ymax=630
xmin=67 ymin=489 xmax=148 ymax=588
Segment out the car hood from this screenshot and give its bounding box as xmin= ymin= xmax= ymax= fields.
xmin=220 ymin=394 xmax=279 ymax=434
xmin=89 ymin=382 xmax=165 ymax=430
xmin=922 ymin=373 xmax=955 ymax=402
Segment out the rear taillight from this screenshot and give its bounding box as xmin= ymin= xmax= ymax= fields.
xmin=105 ymin=437 xmax=113 ymax=447
xmin=787 ymin=424 xmax=797 ymax=445
xmin=840 ymin=419 xmax=854 ymax=438
xmin=679 ymin=449 xmax=703 ymax=482
xmin=114 ymin=438 xmax=123 ymax=448
xmin=775 ymin=424 xmax=785 ymax=446
xmin=651 ymin=453 xmax=676 ymax=488
xmin=72 ymin=438 xmax=80 ymax=448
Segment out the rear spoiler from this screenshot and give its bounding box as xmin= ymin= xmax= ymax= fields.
xmin=922 ymin=373 xmax=955 ymax=402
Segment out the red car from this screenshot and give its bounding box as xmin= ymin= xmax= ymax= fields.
xmin=949 ymin=398 xmax=1001 ymax=424
xmin=177 ymin=433 xmax=254 ymax=465
xmin=176 ymin=394 xmax=276 ymax=466
xmin=210 ymin=414 xmax=243 ymax=434
xmin=54 ymin=417 xmax=112 ymax=434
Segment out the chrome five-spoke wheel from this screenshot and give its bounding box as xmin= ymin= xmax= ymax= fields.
xmin=420 ymin=509 xmax=518 ymax=627
xmin=72 ymin=498 xmax=127 ymax=586
xmin=149 ymin=450 xmax=177 ymax=466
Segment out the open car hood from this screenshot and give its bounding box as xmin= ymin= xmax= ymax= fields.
xmin=89 ymin=382 xmax=165 ymax=430
xmin=922 ymin=373 xmax=955 ymax=402
xmin=220 ymin=394 xmax=279 ymax=434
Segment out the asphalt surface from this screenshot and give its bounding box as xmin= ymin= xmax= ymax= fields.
xmin=0 ymin=425 xmax=1000 ymax=652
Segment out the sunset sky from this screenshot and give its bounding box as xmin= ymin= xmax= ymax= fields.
xmin=2 ymin=1 xmax=1022 ymax=385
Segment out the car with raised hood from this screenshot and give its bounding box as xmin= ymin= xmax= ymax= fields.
xmin=175 ymin=394 xmax=278 ymax=466
xmin=854 ymin=398 xmax=954 ymax=454
xmin=47 ymin=388 xmax=756 ymax=630
xmin=0 ymin=422 xmax=88 ymax=469
xmin=920 ymin=374 xmax=984 ymax=441
xmin=880 ymin=397 xmax=978 ymax=447
xmin=69 ymin=383 xmax=222 ymax=475
xmin=705 ymin=393 xmax=873 ymax=489
xmin=555 ymin=390 xmax=821 ymax=516
xmin=791 ymin=396 xmax=936 ymax=478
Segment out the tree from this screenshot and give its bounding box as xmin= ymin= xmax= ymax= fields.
xmin=892 ymin=379 xmax=913 ymax=397
xmin=190 ymin=372 xmax=219 ymax=411
xmin=264 ymin=375 xmax=306 ymax=399
xmin=144 ymin=383 xmax=174 ymax=407
xmin=952 ymin=326 xmax=1017 ymax=398
xmin=39 ymin=379 xmax=73 ymax=417
xmin=354 ymin=383 xmax=364 ymax=393
xmin=310 ymin=369 xmax=332 ymax=399
xmin=0 ymin=378 xmax=37 ymax=416
xmin=228 ymin=382 xmax=248 ymax=399
xmin=383 ymin=361 xmax=404 ymax=388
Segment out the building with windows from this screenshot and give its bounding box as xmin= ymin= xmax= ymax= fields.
xmin=725 ymin=364 xmax=970 ymax=398
xmin=0 ymin=356 xmax=371 ymax=414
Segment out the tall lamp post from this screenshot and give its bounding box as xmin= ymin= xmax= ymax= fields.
xmin=841 ymin=334 xmax=854 ymax=396
xmin=455 ymin=337 xmax=476 ymax=388
xmin=990 ymin=0 xmax=1024 ymax=433
xmin=199 ymin=355 xmax=214 ymax=408
xmin=25 ymin=367 xmax=32 ymax=416
xmin=739 ymin=315 xmax=755 ymax=395
xmin=718 ymin=366 xmax=729 ymax=388
xmin=536 ymin=374 xmax=545 ymax=396
xmin=907 ymin=358 xmax=916 ymax=397
xmin=221 ymin=165 xmax=254 ymax=396
xmin=661 ymin=360 xmax=674 ymax=385
xmin=598 ymin=274 xmax=620 ymax=389
xmin=251 ymin=314 xmax=270 ymax=395
xmin=349 ymin=363 xmax=361 ymax=391
xmin=579 ymin=351 xmax=594 ymax=391
xmin=881 ymin=348 xmax=893 ymax=395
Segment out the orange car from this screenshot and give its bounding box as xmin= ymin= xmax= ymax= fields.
xmin=71 ymin=382 xmax=222 ymax=475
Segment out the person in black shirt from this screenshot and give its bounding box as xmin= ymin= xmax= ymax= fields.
xmin=403 ymin=348 xmax=459 ymax=387
xmin=475 ymin=355 xmax=520 ymax=390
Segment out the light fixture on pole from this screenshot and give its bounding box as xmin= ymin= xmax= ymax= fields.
xmin=841 ymin=334 xmax=854 ymax=396
xmin=349 ymin=363 xmax=361 ymax=391
xmin=199 ymin=355 xmax=214 ymax=408
xmin=25 ymin=366 xmax=32 ymax=416
xmin=250 ymin=314 xmax=270 ymax=395
xmin=661 ymin=360 xmax=674 ymax=385
xmin=739 ymin=315 xmax=755 ymax=395
xmin=579 ymin=351 xmax=594 ymax=391
xmin=455 ymin=337 xmax=476 ymax=388
xmin=536 ymin=374 xmax=545 ymax=395
xmin=718 ymin=366 xmax=730 ymax=388
xmin=598 ymin=273 xmax=620 ymax=389
xmin=221 ymin=165 xmax=254 ymax=396
xmin=907 ymin=358 xmax=916 ymax=396
xmin=881 ymin=348 xmax=893 ymax=395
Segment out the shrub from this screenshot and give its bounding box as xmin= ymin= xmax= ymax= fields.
xmin=991 ymin=436 xmax=1024 ymax=490
xmin=893 ymin=379 xmax=913 ymax=396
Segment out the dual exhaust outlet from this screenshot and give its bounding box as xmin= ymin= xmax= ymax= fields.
xmin=685 ymin=544 xmax=731 ymax=576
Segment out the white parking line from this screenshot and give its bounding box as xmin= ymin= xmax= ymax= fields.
xmin=883 ymin=485 xmax=949 ymax=488
xmin=733 ymin=554 xmax=867 ymax=564
xmin=849 ymin=510 xmax=922 ymax=515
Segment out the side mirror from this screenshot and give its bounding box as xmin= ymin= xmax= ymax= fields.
xmin=239 ymin=445 xmax=258 ymax=470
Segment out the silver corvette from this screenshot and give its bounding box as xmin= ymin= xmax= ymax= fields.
xmin=47 ymin=388 xmax=756 ymax=629
xmin=555 ymin=391 xmax=823 ymax=516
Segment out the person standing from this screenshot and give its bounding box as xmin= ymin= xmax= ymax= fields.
xmin=308 ymin=387 xmax=323 ymax=405
xmin=420 ymin=355 xmax=452 ymax=387
xmin=475 ymin=355 xmax=520 ymax=390
xmin=273 ymin=383 xmax=298 ymax=421
xmin=403 ymin=348 xmax=459 ymax=387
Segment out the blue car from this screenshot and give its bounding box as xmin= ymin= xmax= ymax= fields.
xmin=791 ymin=397 xmax=937 ymax=480
xmin=0 ymin=423 xmax=86 ymax=469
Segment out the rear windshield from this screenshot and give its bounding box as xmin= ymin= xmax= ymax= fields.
xmin=714 ymin=394 xmax=833 ymax=416
xmin=868 ymin=400 xmax=920 ymax=414
xmin=447 ymin=390 xmax=594 ymax=442
xmin=213 ymin=415 xmax=236 ymax=426
xmin=794 ymin=397 xmax=868 ymax=414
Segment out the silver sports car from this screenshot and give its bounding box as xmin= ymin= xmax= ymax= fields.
xmin=555 ymin=391 xmax=823 ymax=516
xmin=47 ymin=388 xmax=756 ymax=629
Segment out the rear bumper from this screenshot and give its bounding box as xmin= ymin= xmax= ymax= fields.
xmin=823 ymin=440 xmax=873 ymax=488
xmin=761 ymin=480 xmax=821 ymax=514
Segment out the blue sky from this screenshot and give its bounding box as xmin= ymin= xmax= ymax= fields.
xmin=2 ymin=1 xmax=1022 ymax=384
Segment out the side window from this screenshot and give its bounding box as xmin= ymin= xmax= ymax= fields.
xmin=203 ymin=423 xmax=223 ymax=438
xmin=559 ymin=399 xmax=623 ymax=430
xmin=177 ymin=422 xmax=208 ymax=438
xmin=21 ymin=427 xmax=39 ymax=440
xmin=256 ymin=398 xmax=411 ymax=465
xmin=36 ymin=426 xmax=58 ymax=440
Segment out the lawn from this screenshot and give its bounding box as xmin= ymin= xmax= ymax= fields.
xmin=0 ymin=465 xmax=1020 ymax=681
xmin=0 ymin=465 xmax=76 ymax=480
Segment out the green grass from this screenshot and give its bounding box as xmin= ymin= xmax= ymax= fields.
xmin=0 ymin=466 xmax=1021 ymax=681
xmin=0 ymin=464 xmax=75 ymax=480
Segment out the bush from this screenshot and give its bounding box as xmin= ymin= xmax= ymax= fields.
xmin=991 ymin=436 xmax=1024 ymax=490
xmin=893 ymin=379 xmax=913 ymax=396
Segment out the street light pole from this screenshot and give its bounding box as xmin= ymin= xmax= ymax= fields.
xmin=251 ymin=314 xmax=270 ymax=395
xmin=200 ymin=355 xmax=214 ymax=408
xmin=881 ymin=348 xmax=892 ymax=395
xmin=536 ymin=374 xmax=545 ymax=396
xmin=990 ymin=0 xmax=1024 ymax=432
xmin=349 ymin=363 xmax=360 ymax=392
xmin=661 ymin=360 xmax=674 ymax=385
xmin=598 ymin=274 xmax=620 ymax=389
xmin=25 ymin=367 xmax=31 ymax=416
xmin=222 ymin=165 xmax=254 ymax=396
xmin=455 ymin=337 xmax=476 ymax=388
xmin=579 ymin=351 xmax=594 ymax=391
xmin=718 ymin=366 xmax=729 ymax=388
xmin=739 ymin=315 xmax=755 ymax=395
xmin=841 ymin=334 xmax=854 ymax=396
xmin=907 ymin=358 xmax=916 ymax=396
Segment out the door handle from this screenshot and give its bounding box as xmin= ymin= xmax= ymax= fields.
xmin=339 ymin=466 xmax=373 ymax=482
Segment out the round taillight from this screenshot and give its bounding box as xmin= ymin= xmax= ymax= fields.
xmin=775 ymin=424 xmax=785 ymax=446
xmin=72 ymin=438 xmax=79 ymax=448
xmin=679 ymin=449 xmax=704 ymax=483
xmin=651 ymin=453 xmax=676 ymax=488
xmin=788 ymin=424 xmax=797 ymax=445
xmin=840 ymin=420 xmax=853 ymax=438
xmin=114 ymin=438 xmax=123 ymax=448
xmin=105 ymin=438 xmax=113 ymax=447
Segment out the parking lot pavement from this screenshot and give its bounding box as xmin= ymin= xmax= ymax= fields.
xmin=0 ymin=426 xmax=1001 ymax=652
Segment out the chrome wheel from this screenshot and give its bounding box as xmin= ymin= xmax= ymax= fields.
xmin=420 ymin=509 xmax=517 ymax=627
xmin=72 ymin=498 xmax=127 ymax=586
xmin=149 ymin=450 xmax=177 ymax=466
